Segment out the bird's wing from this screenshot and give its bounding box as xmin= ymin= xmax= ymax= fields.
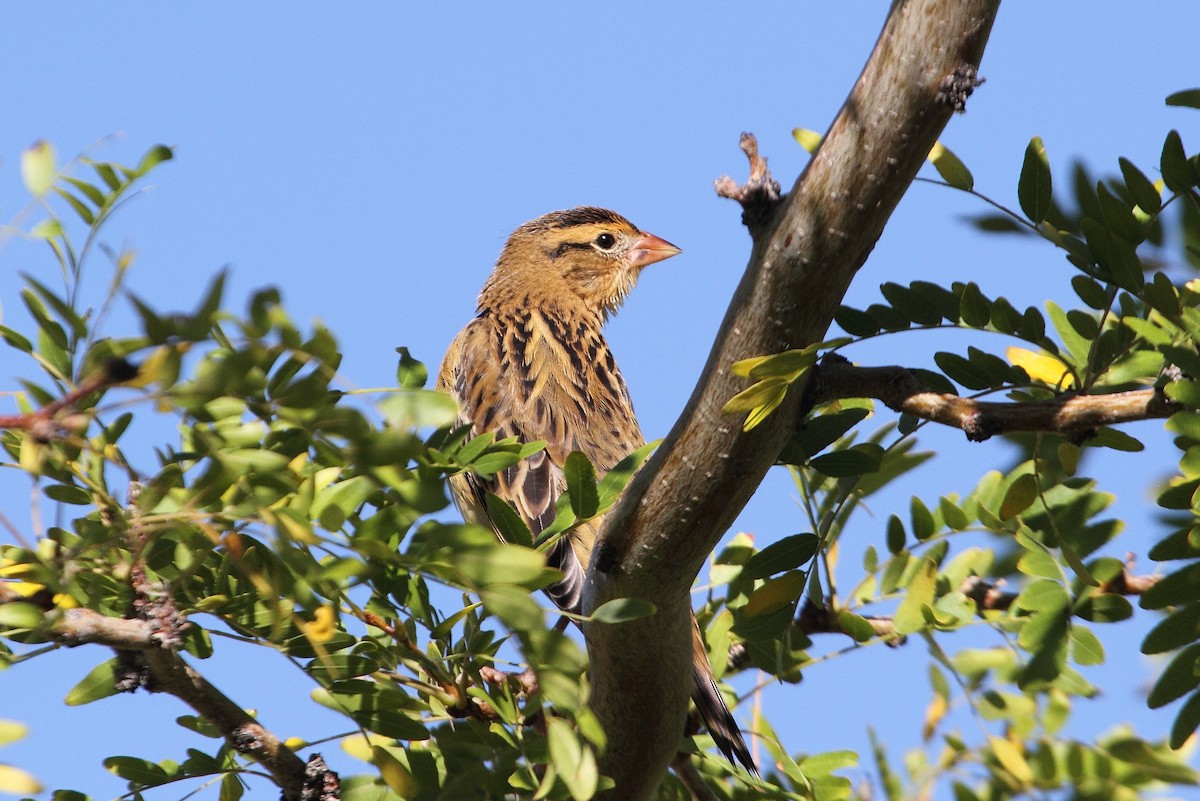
xmin=439 ymin=311 xmax=642 ymax=613
xmin=441 ymin=313 xmax=756 ymax=772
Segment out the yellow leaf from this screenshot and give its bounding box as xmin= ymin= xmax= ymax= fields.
xmin=123 ymin=345 xmax=178 ymax=389
xmin=301 ymin=605 xmax=336 ymax=643
xmin=0 ymin=764 xmax=42 ymax=795
xmin=730 ymin=354 xmax=770 ymax=378
xmin=792 ymin=128 xmax=824 ymax=154
xmin=722 ymin=378 xmax=787 ymax=414
xmin=927 ymin=141 xmax=974 ymax=190
xmin=18 ymin=435 xmax=43 ymax=476
xmin=373 ymin=745 xmax=418 ymax=797
xmin=21 ymin=140 xmax=56 ymax=197
xmin=2 ymin=582 xmax=44 ymax=597
xmin=0 ymin=721 xmax=28 ymax=746
xmin=989 ymin=736 xmax=1033 ymax=783
xmin=922 ymin=694 xmax=947 ymax=742
xmin=1006 ymin=346 xmax=1075 ymax=389
xmin=341 ymin=734 xmax=378 ymax=762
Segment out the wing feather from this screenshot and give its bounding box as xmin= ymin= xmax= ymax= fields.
xmin=438 ymin=310 xmax=641 ymax=613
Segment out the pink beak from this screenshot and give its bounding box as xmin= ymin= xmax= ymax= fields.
xmin=629 ymin=232 xmax=682 ymax=269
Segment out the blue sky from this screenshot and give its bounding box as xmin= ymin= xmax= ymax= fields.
xmin=1 ymin=3 xmax=1198 ymax=798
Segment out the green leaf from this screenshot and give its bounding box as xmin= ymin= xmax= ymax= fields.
xmin=564 ymin=451 xmax=600 ymax=520
xmin=1143 ymin=603 xmax=1200 ymax=654
xmin=1046 ymin=300 xmax=1091 ymax=365
xmin=0 ymin=601 xmax=44 ymax=629
xmin=596 ymin=440 xmax=658 ymax=512
xmin=1119 ymin=157 xmax=1162 ymax=214
xmin=1167 ymin=89 xmax=1200 ymax=109
xmin=880 ymin=282 xmax=942 ymax=326
xmin=104 ymin=756 xmax=169 ymax=787
xmin=835 ymin=610 xmax=877 ymax=643
xmin=456 ymin=546 xmax=547 ymax=588
xmin=1148 ymin=643 xmax=1200 ymax=708
xmin=395 ymin=346 xmax=428 ymax=389
xmin=1141 ymin=562 xmax=1200 ymax=609
xmin=1070 ymin=625 xmax=1105 ymax=666
xmin=547 ymin=717 xmax=598 ymax=800
xmin=1073 ymin=593 xmax=1132 ymax=623
xmin=1161 ymin=130 xmax=1194 ymax=193
xmin=778 ymin=407 xmax=870 ymax=465
xmin=1170 ymin=690 xmax=1200 ymax=749
xmin=910 ymin=497 xmax=936 ymax=540
xmin=1019 ymin=137 xmax=1053 ymax=223
xmin=743 ymin=570 xmax=806 ymax=617
xmin=378 ymin=389 xmax=458 ymax=430
xmin=800 ymin=749 xmax=858 ymax=777
xmin=135 ymin=144 xmax=174 ymax=176
xmin=1000 ymin=473 xmax=1038 ymax=520
xmin=893 ymin=558 xmax=937 ymax=635
xmin=1096 ymin=182 xmax=1142 ymax=243
xmin=934 ymin=351 xmax=992 ymax=390
xmin=590 ymin=598 xmax=656 ymax=624
xmin=809 ymin=446 xmax=882 ymax=477
xmin=54 ymin=188 xmax=95 ymax=224
xmin=741 ymin=533 xmax=819 ymax=580
xmin=21 ymin=140 xmax=56 ymax=196
xmin=480 ymin=585 xmax=544 ymax=631
xmin=311 ymin=475 xmax=375 ymax=531
xmin=484 ymin=492 xmax=533 ymax=547
xmin=835 ymin=306 xmax=880 ymax=336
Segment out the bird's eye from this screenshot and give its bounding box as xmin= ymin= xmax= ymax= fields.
xmin=594 ymin=233 xmax=617 ymax=251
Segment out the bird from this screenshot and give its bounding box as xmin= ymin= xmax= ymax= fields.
xmin=437 ymin=207 xmax=755 ymax=773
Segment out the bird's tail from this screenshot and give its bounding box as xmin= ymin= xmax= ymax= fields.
xmin=690 ymin=621 xmax=756 ymax=774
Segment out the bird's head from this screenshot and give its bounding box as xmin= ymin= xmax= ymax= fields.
xmin=479 ymin=207 xmax=681 ymax=319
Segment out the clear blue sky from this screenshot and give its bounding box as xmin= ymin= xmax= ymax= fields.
xmin=1 ymin=4 xmax=1198 ymax=798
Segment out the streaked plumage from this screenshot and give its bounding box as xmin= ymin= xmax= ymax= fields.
xmin=437 ymin=207 xmax=755 ymax=772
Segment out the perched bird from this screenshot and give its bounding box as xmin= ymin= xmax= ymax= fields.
xmin=437 ymin=207 xmax=755 ymax=773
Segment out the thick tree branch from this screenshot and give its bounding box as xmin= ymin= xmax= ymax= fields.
xmin=584 ymin=2 xmax=1001 ymax=797
xmin=810 ymin=355 xmax=1181 ymax=441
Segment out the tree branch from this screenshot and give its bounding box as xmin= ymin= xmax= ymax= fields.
xmin=725 ymin=564 xmax=1163 ymax=672
xmin=0 ymin=358 xmax=137 ymax=439
xmin=46 ymin=605 xmax=318 ymax=800
xmin=584 ymin=2 xmax=1001 ymax=797
xmin=810 ymin=354 xmax=1181 ymax=441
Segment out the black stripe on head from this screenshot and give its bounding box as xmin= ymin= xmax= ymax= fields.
xmin=550 ymin=241 xmax=592 ymax=259
xmin=547 ymin=207 xmax=630 ymax=229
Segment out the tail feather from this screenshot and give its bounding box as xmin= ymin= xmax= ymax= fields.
xmin=690 ymin=664 xmax=756 ymax=774
xmin=690 ymin=618 xmax=756 ymax=774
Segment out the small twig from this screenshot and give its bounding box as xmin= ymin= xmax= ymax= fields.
xmin=809 ymin=353 xmax=1180 ymax=442
xmin=714 ymin=133 xmax=783 ymax=235
xmin=0 ymin=358 xmax=138 ymax=440
xmin=480 ymin=665 xmax=539 ymax=698
xmin=724 ymin=565 xmax=1160 ymax=673
xmin=671 ymin=753 xmax=723 ymax=801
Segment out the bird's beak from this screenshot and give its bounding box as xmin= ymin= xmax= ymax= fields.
xmin=629 ymin=232 xmax=682 ymax=268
